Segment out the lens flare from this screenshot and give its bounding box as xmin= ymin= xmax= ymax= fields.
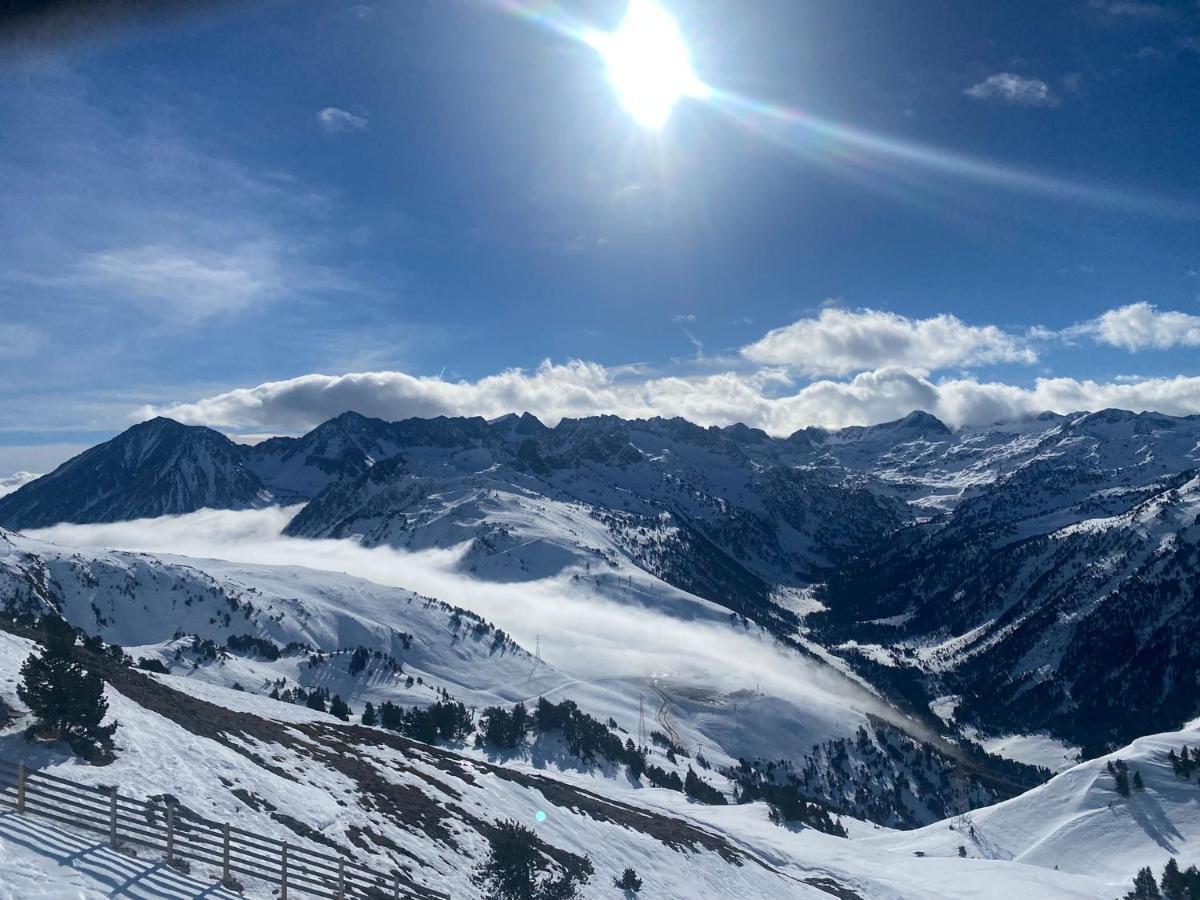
xmin=484 ymin=0 xmax=1196 ymax=218
xmin=705 ymin=88 xmax=1196 ymax=216
xmin=584 ymin=0 xmax=709 ymax=129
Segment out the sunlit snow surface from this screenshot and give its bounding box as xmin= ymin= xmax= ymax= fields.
xmin=0 ymin=614 xmax=1147 ymax=899
xmin=8 ymin=407 xmax=1200 ymax=899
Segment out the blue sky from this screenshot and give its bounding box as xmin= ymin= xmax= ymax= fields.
xmin=1 ymin=0 xmax=1199 ymax=477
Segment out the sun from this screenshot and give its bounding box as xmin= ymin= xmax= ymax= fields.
xmin=586 ymin=0 xmax=709 ymax=129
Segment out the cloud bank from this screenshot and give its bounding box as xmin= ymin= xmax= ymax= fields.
xmin=26 ymin=508 xmax=883 ymax=720
xmin=138 ymin=362 xmax=1200 ymax=436
xmin=741 ymin=307 xmax=1037 ymax=374
xmin=53 ymin=300 xmax=1199 ymax=442
xmin=0 ymin=471 xmax=39 ymax=498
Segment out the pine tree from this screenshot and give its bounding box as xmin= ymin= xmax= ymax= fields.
xmin=1115 ymin=768 xmax=1131 ymax=797
xmin=1161 ymin=858 xmax=1187 ymax=900
xmin=329 ymin=695 xmax=351 ymax=721
xmin=305 ymin=690 xmax=327 ymax=713
xmin=684 ymin=767 xmax=727 ymax=805
xmin=1124 ymin=866 xmax=1162 ymax=899
xmin=380 ymin=701 xmax=403 ymax=730
xmin=1133 ymin=770 xmax=1145 ymax=791
xmin=1181 ymin=864 xmax=1200 ymax=897
xmin=348 ymin=647 xmax=370 ymax=676
xmin=361 ymin=701 xmax=378 ymax=727
xmin=613 ymin=867 xmax=642 ymax=893
xmin=18 ymin=616 xmax=116 ymax=761
xmin=475 ymin=820 xmax=591 ymax=900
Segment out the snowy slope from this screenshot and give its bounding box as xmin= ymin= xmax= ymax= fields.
xmin=0 ymin=625 xmax=1132 ymax=900
xmin=0 ymin=525 xmax=547 ymax=713
xmin=0 ymin=626 xmax=844 ymax=900
xmin=813 ymin=462 xmax=1200 ymax=754
xmin=7 ymin=516 xmax=1053 ymax=841
xmin=1 ymin=519 xmax=894 ymax=798
xmin=0 ymin=809 xmax=244 ymax=899
xmin=282 ymin=414 xmax=909 ymax=636
xmin=873 ymin=718 xmax=1200 ymax=886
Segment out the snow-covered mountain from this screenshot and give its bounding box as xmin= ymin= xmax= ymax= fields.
xmin=245 ymin=410 xmax=407 ymax=501
xmin=0 ymin=526 xmax=534 ymax=707
xmin=0 ymin=523 xmax=1045 ymax=895
xmin=1 ymin=413 xmax=912 ymax=635
xmin=811 ymin=407 xmax=1200 ymax=512
xmin=1 ymin=601 xmax=1188 ymax=899
xmin=0 ymin=412 xmax=408 ymax=529
xmin=6 ymin=407 xmax=1200 ymax=754
xmin=0 ymin=418 xmax=269 ymax=529
xmin=0 ymin=522 xmax=1170 ymax=899
xmin=4 ymin=406 xmax=1200 ymax=896
xmin=283 ymin=414 xmax=910 ymax=633
xmin=812 ymin=410 xmax=1200 ymax=755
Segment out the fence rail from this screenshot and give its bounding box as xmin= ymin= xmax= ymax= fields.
xmin=0 ymin=756 xmax=442 ymax=899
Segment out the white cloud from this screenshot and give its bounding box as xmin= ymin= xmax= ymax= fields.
xmin=77 ymin=244 xmax=284 ymax=321
xmin=740 ymin=307 xmax=1036 ymax=375
xmin=1072 ymin=301 xmax=1200 ymax=350
xmin=317 ymin=107 xmax=368 ymax=133
xmin=965 ymin=73 xmax=1059 ymax=107
xmin=136 ymin=359 xmax=1200 ymax=437
xmin=0 ymin=471 xmax=40 ymax=498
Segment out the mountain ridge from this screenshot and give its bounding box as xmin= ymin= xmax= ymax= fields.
xmin=7 ymin=406 xmax=1200 ymax=754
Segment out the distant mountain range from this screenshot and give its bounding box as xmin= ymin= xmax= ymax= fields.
xmin=813 ymin=408 xmax=1200 ymax=754
xmin=3 ymin=406 xmax=1199 ymax=753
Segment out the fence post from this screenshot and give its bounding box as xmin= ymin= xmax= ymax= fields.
xmin=165 ymin=801 xmax=175 ymax=867
xmin=222 ymin=822 xmax=231 ymax=885
xmin=337 ymin=858 xmax=345 ymax=899
xmin=281 ymin=841 xmax=288 ymax=900
xmin=108 ymin=788 xmax=118 ymax=848
xmin=15 ymin=763 xmax=25 ymax=813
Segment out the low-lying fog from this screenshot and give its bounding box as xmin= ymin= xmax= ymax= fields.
xmin=28 ymin=507 xmax=899 ymax=744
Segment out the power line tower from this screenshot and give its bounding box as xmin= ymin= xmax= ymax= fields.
xmin=527 ymin=633 xmax=542 ymax=680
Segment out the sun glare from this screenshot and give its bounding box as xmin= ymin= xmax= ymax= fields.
xmin=587 ymin=0 xmax=708 ymax=129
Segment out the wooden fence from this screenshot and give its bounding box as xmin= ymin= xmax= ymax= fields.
xmin=0 ymin=756 xmax=442 ymax=899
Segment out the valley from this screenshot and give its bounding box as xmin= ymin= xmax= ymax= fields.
xmin=0 ymin=407 xmax=1197 ymax=896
